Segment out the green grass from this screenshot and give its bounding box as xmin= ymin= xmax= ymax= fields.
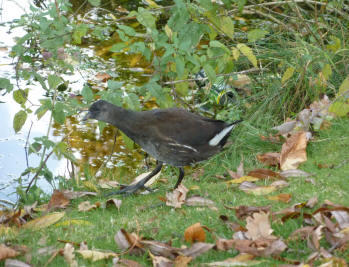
xmin=4 ymin=118 xmax=349 ymax=266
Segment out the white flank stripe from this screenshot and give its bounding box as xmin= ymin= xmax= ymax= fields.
xmin=209 ymin=124 xmax=235 ymax=146
xmin=169 ymin=143 xmax=198 ymax=153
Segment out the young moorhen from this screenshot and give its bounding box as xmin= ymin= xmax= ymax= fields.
xmin=83 ymin=100 xmax=242 ymax=195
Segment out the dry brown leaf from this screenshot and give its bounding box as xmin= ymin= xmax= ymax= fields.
xmin=48 ymin=190 xmax=70 ymax=210
xmin=78 ymin=201 xmax=97 ymax=212
xmin=174 ymin=255 xmax=191 ymax=267
xmin=280 ymin=131 xmax=307 ymax=170
xmin=215 ymin=238 xmax=235 ymax=251
xmin=63 ymin=243 xmax=78 ymax=267
xmin=0 ymin=244 xmax=19 ymax=260
xmin=98 ymin=180 xmax=120 ymax=189
xmin=77 ymin=249 xmax=118 ymax=262
xmin=279 ymin=169 xmax=312 ymax=178
xmin=185 ymin=196 xmax=216 ymax=210
xmin=191 ymin=168 xmax=204 ymax=181
xmin=166 ymin=184 xmax=188 ymax=208
xmin=219 ymin=215 xmax=243 ymax=232
xmin=317 ymin=257 xmax=348 ymax=267
xmin=62 ymin=190 xmax=97 ymax=199
xmin=184 ymin=223 xmax=206 ymax=243
xmin=114 ymin=229 xmax=143 ymax=252
xmin=247 ymin=169 xmax=282 ymax=179
xmin=130 ymin=171 xmax=161 ymax=187
xmin=226 ymin=205 xmax=271 ymax=220
xmin=267 ymin=193 xmax=292 ymax=203
xmin=272 ymin=120 xmax=297 ymax=135
xmin=180 ymin=242 xmax=214 ymax=259
xmin=205 ymin=253 xmax=259 ymax=266
xmin=227 ymin=169 xmax=240 ymax=179
xmin=257 ymin=152 xmax=280 ymax=167
xmin=106 ymin=198 xmax=122 ymax=210
xmin=246 ymin=212 xmax=275 ymax=240
xmin=141 ymin=241 xmax=179 ymax=260
xmin=270 ymin=180 xmax=289 ymax=189
xmin=237 ymin=160 xmax=244 ymax=177
xmin=290 ymin=226 xmax=316 ymax=240
xmin=149 ymin=252 xmax=173 ymax=267
xmin=117 ymin=258 xmax=145 ymax=267
xmin=3 ymin=259 xmax=31 ymax=267
xmin=95 ymin=72 xmax=112 ymax=82
xmin=22 ymin=212 xmax=65 ymax=230
xmin=232 ymin=238 xmax=287 ymax=257
xmin=306 ymin=197 xmax=318 ymax=208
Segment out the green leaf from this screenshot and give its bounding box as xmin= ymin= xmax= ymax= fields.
xmin=73 ymin=24 xmax=89 ymax=44
xmin=237 ymin=44 xmax=257 ymax=67
xmin=329 ymin=101 xmax=349 ymax=117
xmin=220 ymin=16 xmax=234 ymax=40
xmin=124 ymin=93 xmax=141 ymax=111
xmin=88 ymin=0 xmax=100 ymax=6
xmin=137 ymin=8 xmax=156 ymax=29
xmin=48 ymin=75 xmax=62 ymax=90
xmin=175 ymin=56 xmax=185 ymax=78
xmin=338 ymin=75 xmax=349 ymax=95
xmin=13 ymin=89 xmax=28 ymax=105
xmin=209 ymin=40 xmax=230 ymax=53
xmin=107 ymin=80 xmax=123 ymax=90
xmin=52 ymin=102 xmax=65 ymax=124
xmin=247 ymin=29 xmax=268 ymax=42
xmin=326 ymin=36 xmax=341 ymax=52
xmin=322 ymin=64 xmax=332 ymax=81
xmin=175 ymin=81 xmax=189 ymax=97
xmin=281 ymin=67 xmax=295 ymax=84
xmin=110 ymin=43 xmax=127 ymax=52
xmin=120 ymin=131 xmax=134 ymax=150
xmin=0 ymin=78 xmax=13 ymax=92
xmin=81 ymin=85 xmax=94 ymax=103
xmin=13 ymin=110 xmax=27 ymax=133
xmin=117 ymin=25 xmax=137 ymax=36
xmin=203 ymin=63 xmax=216 ymax=82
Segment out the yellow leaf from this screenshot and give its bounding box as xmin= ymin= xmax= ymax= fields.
xmin=338 ymin=74 xmax=349 ymax=95
xmin=83 ymin=181 xmax=99 ymax=193
xmin=329 ymin=101 xmax=349 ymax=117
xmin=23 ymin=212 xmax=65 ymax=230
xmin=227 ymin=176 xmax=259 ymax=184
xmin=322 ymin=64 xmax=332 ymax=81
xmin=237 ymin=44 xmax=257 ymax=67
xmin=231 ymin=47 xmax=240 ymax=61
xmin=76 ymin=250 xmax=118 ymax=262
xmin=281 ymin=67 xmax=295 ymax=84
xmin=220 ymin=16 xmax=234 ymax=40
xmin=143 ymin=0 xmax=160 ymax=8
xmin=164 ymin=24 xmax=172 ymax=40
xmin=55 ymin=219 xmax=92 ymax=227
xmin=267 ymin=193 xmax=292 ymax=203
xmin=246 ymin=186 xmax=276 ymax=196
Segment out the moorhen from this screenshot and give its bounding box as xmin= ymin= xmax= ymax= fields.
xmin=83 ymin=100 xmax=242 ymax=195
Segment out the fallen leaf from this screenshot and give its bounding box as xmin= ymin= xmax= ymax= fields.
xmin=114 ymin=229 xmax=143 ymax=251
xmin=279 ymin=169 xmax=312 ymax=178
xmin=305 ymin=197 xmax=318 ymax=208
xmin=54 ymin=219 xmax=92 ymax=227
xmin=62 ymin=190 xmax=97 ymax=199
xmin=166 ymin=184 xmax=188 ymax=208
xmin=239 ymin=182 xmax=276 ymax=196
xmin=246 ymin=212 xmax=275 ymax=240
xmin=247 ymin=169 xmax=282 ymax=179
xmin=63 ymin=243 xmax=77 ymax=267
xmin=117 ymin=258 xmax=144 ymax=267
xmin=232 ymin=239 xmax=287 ymax=257
xmin=272 ymin=120 xmax=297 ymax=135
xmin=78 ymin=201 xmax=98 ymax=212
xmin=130 ymin=170 xmax=161 ymax=187
xmin=48 ymin=190 xmax=70 ymax=210
xmin=184 ymin=223 xmax=206 ymax=243
xmin=180 ymin=242 xmax=214 ymax=259
xmin=185 ymin=196 xmax=216 ymax=210
xmin=191 ymin=168 xmax=204 ymax=181
xmin=225 ymin=205 xmax=271 ymax=220
xmin=77 ymin=249 xmax=118 ymax=262
xmin=290 ymin=226 xmax=316 ymax=240
xmin=219 ymin=215 xmax=243 ymax=232
xmin=174 ymin=255 xmax=191 ymax=267
xmin=280 ymin=131 xmax=307 ymax=170
xmin=267 ymin=193 xmax=291 ymax=203
xmin=4 ymin=259 xmax=31 ymax=267
xmin=149 ymin=252 xmax=173 ymax=267
xmin=226 ymin=176 xmax=259 ymax=184
xmin=95 ymin=72 xmax=112 ymax=82
xmin=236 ymin=160 xmax=244 ymax=177
xmin=106 ymin=198 xmax=122 ymax=210
xmin=22 ymin=212 xmax=65 ymax=230
xmin=98 ymin=180 xmax=120 ymax=189
xmin=270 ymin=180 xmax=289 ymax=189
xmin=257 ymin=153 xmax=280 ymax=167
xmin=0 ymin=244 xmax=19 ymax=260
xmin=141 ymin=241 xmax=179 ymax=260
xmin=215 ymin=238 xmax=235 ymax=251
xmin=205 ymin=253 xmax=260 ymax=266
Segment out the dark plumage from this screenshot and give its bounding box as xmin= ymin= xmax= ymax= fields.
xmin=83 ymin=100 xmax=242 ymax=194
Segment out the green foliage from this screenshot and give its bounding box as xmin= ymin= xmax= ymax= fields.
xmin=13 ymin=110 xmax=27 ymax=133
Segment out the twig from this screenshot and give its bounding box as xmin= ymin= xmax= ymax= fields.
xmin=24 ymin=122 xmax=33 ymax=181
xmin=334 ymin=157 xmax=349 ymax=169
xmin=163 ymin=68 xmax=261 ymax=85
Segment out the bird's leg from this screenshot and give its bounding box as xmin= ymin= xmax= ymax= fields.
xmin=173 ymin=167 xmax=184 ymax=189
xmin=105 ymin=162 xmax=163 ymax=196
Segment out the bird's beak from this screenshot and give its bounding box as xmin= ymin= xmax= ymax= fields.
xmin=82 ymin=111 xmax=91 ymax=121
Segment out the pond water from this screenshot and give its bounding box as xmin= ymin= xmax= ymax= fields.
xmin=0 ymin=0 xmax=147 ymax=204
